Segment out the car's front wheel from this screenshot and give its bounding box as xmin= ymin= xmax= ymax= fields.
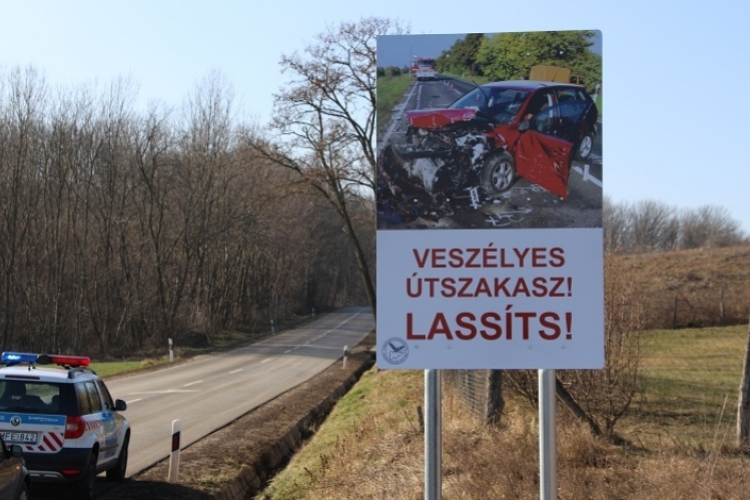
xmin=481 ymin=151 xmax=516 ymax=195
xmin=576 ymin=133 xmax=594 ymax=160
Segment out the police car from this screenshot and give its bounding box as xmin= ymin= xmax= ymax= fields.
xmin=0 ymin=352 xmax=129 ymax=500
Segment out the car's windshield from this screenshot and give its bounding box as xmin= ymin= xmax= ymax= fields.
xmin=450 ymin=87 xmax=530 ymax=125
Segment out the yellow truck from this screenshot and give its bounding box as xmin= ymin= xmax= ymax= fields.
xmin=529 ymin=65 xmax=583 ymax=85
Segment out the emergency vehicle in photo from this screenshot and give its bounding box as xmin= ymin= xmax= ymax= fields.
xmin=0 ymin=352 xmax=129 ymax=500
xmin=411 ymin=57 xmax=437 ymax=80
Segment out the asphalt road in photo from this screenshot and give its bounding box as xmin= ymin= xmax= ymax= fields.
xmin=378 ymin=75 xmax=603 ymax=229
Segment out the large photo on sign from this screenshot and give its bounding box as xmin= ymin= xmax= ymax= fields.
xmin=377 ymin=30 xmax=602 ymax=229
xmin=376 ymin=31 xmax=604 ymax=369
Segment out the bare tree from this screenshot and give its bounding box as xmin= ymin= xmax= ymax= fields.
xmin=630 ymin=200 xmax=678 ymax=252
xmin=251 ymin=17 xmax=409 ymax=316
xmin=680 ymin=205 xmax=744 ymax=249
xmin=563 ymin=255 xmax=644 ymax=437
xmin=506 ymin=255 xmax=645 ymax=441
xmin=0 ymin=67 xmax=47 ymax=349
xmin=603 ymin=196 xmax=631 ymax=252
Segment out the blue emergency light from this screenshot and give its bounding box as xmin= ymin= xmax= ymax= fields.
xmin=1 ymin=352 xmax=39 ymax=365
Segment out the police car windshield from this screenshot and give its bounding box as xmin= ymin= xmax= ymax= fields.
xmin=0 ymin=380 xmax=64 ymax=414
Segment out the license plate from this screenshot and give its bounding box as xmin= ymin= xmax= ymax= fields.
xmin=1 ymin=432 xmax=37 ymax=444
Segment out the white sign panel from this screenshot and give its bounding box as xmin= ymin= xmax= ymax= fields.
xmin=377 ymin=228 xmax=603 ymax=369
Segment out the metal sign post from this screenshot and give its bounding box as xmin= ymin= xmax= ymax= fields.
xmin=539 ymin=369 xmax=557 ymax=500
xmin=425 ymin=369 xmax=442 ymax=500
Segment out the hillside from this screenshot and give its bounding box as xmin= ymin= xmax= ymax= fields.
xmin=609 ymin=243 xmax=750 ymax=328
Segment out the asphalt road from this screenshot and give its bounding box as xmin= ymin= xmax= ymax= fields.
xmin=378 ymin=76 xmax=604 ymax=229
xmin=109 ymin=307 xmax=374 ymax=477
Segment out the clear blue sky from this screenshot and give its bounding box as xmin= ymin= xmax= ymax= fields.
xmin=2 ymin=0 xmax=749 ymax=234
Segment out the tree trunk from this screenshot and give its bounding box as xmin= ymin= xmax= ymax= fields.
xmin=555 ymin=377 xmax=603 ymax=437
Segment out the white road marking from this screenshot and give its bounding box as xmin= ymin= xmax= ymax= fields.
xmin=229 ymin=368 xmax=243 ymax=374
xmin=572 ymin=164 xmax=603 ymax=188
xmin=183 ymin=380 xmax=203 ymax=387
xmin=126 ymin=398 xmax=143 ymax=404
xmin=261 ymin=358 xmax=271 ymax=364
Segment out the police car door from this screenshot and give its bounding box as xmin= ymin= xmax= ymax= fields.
xmin=93 ymin=380 xmax=120 ymax=464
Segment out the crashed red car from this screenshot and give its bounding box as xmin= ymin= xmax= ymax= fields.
xmin=387 ymin=80 xmax=598 ymax=203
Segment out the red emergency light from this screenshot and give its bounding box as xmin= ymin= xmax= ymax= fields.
xmin=47 ymin=354 xmax=90 ymax=368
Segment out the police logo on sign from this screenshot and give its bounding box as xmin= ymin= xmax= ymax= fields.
xmin=381 ymin=337 xmax=409 ymax=365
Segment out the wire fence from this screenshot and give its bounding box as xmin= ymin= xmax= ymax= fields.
xmin=443 ymin=370 xmax=504 ymax=424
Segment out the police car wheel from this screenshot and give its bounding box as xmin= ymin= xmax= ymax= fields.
xmin=74 ymin=452 xmax=97 ymax=500
xmin=107 ymin=436 xmax=129 ymax=482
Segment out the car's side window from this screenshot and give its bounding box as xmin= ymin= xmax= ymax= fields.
xmin=85 ymin=381 xmax=103 ymax=413
xmin=531 ymin=100 xmax=589 ymax=143
xmin=76 ymin=383 xmax=92 ymax=415
xmin=530 ymin=106 xmax=556 ymax=135
xmin=95 ymin=380 xmax=115 ymax=411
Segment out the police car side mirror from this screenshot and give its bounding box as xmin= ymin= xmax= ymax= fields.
xmin=10 ymin=445 xmax=22 ymax=458
xmin=115 ymin=399 xmax=127 ymax=411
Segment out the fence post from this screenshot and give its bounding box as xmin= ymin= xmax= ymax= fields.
xmin=484 ymin=370 xmax=504 ymax=425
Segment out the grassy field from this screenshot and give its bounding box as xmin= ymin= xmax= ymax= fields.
xmin=90 ymin=358 xmax=171 ymax=378
xmin=376 ymin=74 xmax=413 ymax=128
xmin=259 ymin=323 xmax=750 ymax=500
xmin=627 ymin=324 xmax=748 ymax=449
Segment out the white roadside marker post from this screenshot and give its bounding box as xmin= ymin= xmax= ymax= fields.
xmin=168 ymin=419 xmax=181 ymax=483
xmin=343 ymin=345 xmax=349 ymax=369
xmin=168 ymin=338 xmax=174 ymax=363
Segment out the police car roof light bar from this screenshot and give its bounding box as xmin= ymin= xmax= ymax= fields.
xmin=1 ymin=352 xmax=91 ymax=368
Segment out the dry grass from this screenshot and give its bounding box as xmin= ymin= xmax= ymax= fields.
xmin=261 ymin=368 xmax=750 ymax=500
